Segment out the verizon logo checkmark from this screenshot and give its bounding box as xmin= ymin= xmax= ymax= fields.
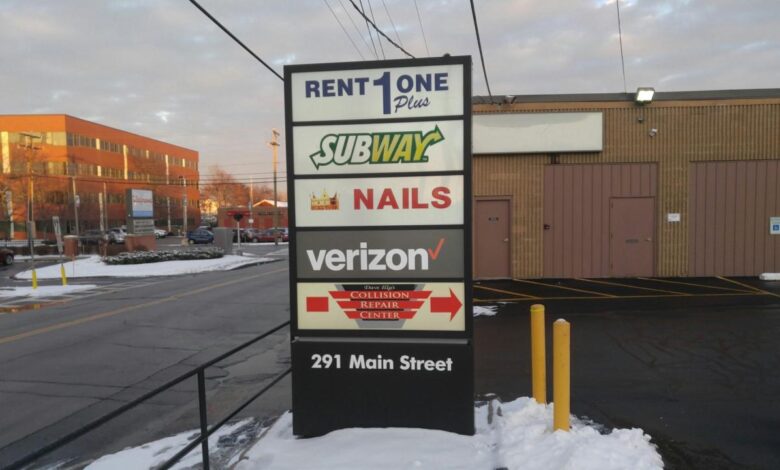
xmin=427 ymin=238 xmax=446 ymax=260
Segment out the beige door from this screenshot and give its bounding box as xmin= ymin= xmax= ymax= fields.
xmin=474 ymin=199 xmax=510 ymax=279
xmin=609 ymin=197 xmax=655 ymax=277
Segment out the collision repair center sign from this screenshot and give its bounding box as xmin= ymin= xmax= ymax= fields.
xmin=286 ymin=56 xmax=473 ymax=436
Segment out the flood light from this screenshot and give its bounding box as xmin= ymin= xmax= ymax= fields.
xmin=635 ymin=87 xmax=655 ymax=104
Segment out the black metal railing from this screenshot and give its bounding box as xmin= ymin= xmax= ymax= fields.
xmin=7 ymin=320 xmax=291 ymax=470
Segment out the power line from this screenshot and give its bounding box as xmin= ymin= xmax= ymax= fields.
xmin=188 ymin=0 xmax=284 ymax=82
xmin=338 ymin=0 xmax=375 ymax=57
xmin=366 ymin=0 xmax=386 ymax=59
xmin=324 ymin=0 xmax=365 ymax=59
xmin=615 ymin=0 xmax=627 ymax=93
xmin=381 ymin=0 xmax=403 ymax=46
xmin=413 ymin=0 xmax=430 ymax=56
xmin=348 ymin=0 xmax=414 ymax=58
xmin=358 ymin=0 xmax=380 ymax=59
xmin=469 ymin=0 xmax=492 ymax=99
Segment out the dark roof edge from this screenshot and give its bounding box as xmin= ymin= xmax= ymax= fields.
xmin=473 ymin=89 xmax=780 ymax=104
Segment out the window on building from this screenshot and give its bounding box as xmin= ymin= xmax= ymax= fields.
xmin=45 ymin=191 xmax=67 ymax=205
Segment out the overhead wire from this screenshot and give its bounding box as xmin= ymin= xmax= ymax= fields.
xmin=187 ymin=0 xmax=284 ymax=82
xmin=469 ymin=0 xmax=493 ymax=100
xmin=412 ymin=0 xmax=430 ymax=56
xmin=615 ymin=0 xmax=628 ymax=93
xmin=358 ymin=0 xmax=380 ymax=58
xmin=381 ymin=0 xmax=403 ymax=46
xmin=338 ymin=0 xmax=376 ymax=57
xmin=324 ymin=0 xmax=365 ymax=59
xmin=365 ymin=0 xmax=386 ymax=59
xmin=348 ymin=0 xmax=414 ymax=58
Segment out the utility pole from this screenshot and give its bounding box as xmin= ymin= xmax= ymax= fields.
xmin=249 ymin=176 xmax=253 ymax=229
xmin=179 ymin=175 xmax=188 ymax=244
xmin=70 ymin=168 xmax=80 ymax=236
xmin=20 ymin=133 xmax=41 ymax=285
xmin=267 ymin=129 xmax=280 ymax=246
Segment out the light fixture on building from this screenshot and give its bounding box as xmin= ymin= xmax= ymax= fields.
xmin=635 ymin=87 xmax=655 ymax=105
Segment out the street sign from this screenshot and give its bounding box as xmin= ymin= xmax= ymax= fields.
xmin=771 ymin=217 xmax=780 ymax=235
xmin=286 ymin=56 xmax=472 ymax=436
xmin=52 ymin=216 xmax=63 ymax=255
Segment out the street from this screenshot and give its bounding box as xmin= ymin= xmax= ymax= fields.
xmin=0 ymin=243 xmax=291 ymax=467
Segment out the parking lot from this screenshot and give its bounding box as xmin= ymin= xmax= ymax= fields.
xmin=474 ymin=276 xmax=780 ymax=469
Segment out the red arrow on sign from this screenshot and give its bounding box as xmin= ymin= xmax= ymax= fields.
xmin=430 ymin=289 xmax=462 ymax=321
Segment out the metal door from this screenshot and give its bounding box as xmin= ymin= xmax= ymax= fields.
xmin=609 ymin=197 xmax=655 ymax=277
xmin=474 ymin=198 xmax=510 ymax=279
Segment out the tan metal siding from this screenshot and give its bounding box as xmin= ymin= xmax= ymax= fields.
xmin=542 ymin=164 xmax=657 ymax=278
xmin=689 ymin=161 xmax=780 ymax=276
xmin=474 ymin=99 xmax=780 ymax=278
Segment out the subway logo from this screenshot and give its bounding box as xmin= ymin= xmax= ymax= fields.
xmin=309 ymin=126 xmax=444 ymax=169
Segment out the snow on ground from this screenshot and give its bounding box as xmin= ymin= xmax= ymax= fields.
xmin=0 ymin=284 xmax=97 ymax=298
xmin=88 ymin=398 xmax=662 ymax=470
xmin=474 ymin=305 xmax=498 ymax=317
xmin=15 ymin=255 xmax=273 ymax=279
xmin=760 ymin=273 xmax=780 ymax=281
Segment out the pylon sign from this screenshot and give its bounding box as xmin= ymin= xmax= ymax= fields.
xmin=285 ymin=56 xmax=473 ymax=436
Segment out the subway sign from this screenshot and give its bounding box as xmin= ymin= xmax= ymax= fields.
xmin=285 ymin=56 xmax=472 ymax=436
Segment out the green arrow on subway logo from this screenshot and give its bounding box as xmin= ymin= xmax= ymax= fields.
xmin=309 ymin=126 xmax=444 ymax=169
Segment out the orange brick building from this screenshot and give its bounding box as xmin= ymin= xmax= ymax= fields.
xmin=0 ymin=114 xmax=200 ymax=239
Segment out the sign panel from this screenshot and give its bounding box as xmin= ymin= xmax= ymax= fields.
xmin=295 ymin=174 xmax=463 ymax=227
xmin=127 ymin=189 xmax=153 ymax=218
xmin=291 ymin=64 xmax=464 ymax=122
xmin=297 ymin=282 xmax=465 ymax=331
xmin=293 ymin=120 xmax=464 ymax=175
xmin=473 ymin=112 xmax=603 ymax=154
xmin=128 ymin=218 xmax=155 ymax=235
xmin=296 ymin=229 xmax=463 ymax=279
xmin=292 ymin=339 xmax=473 ymax=436
xmin=771 ymin=217 xmax=780 ymax=235
xmin=286 ymin=56 xmax=472 ymax=437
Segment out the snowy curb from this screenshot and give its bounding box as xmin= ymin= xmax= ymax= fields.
xmin=86 ymin=398 xmax=663 ymax=470
xmin=14 ymin=255 xmax=281 ymax=280
xmin=759 ymin=273 xmax=780 ymax=281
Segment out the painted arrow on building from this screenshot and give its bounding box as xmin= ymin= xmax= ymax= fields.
xmin=430 ymin=289 xmax=462 ymax=321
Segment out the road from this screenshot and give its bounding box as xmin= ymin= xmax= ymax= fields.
xmin=0 ymin=243 xmax=291 ymax=467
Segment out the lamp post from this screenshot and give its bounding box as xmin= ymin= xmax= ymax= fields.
xmin=267 ymin=129 xmax=280 ymax=246
xmin=179 ymin=175 xmax=187 ymax=244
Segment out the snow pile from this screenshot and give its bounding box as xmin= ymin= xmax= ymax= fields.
xmin=103 ymin=248 xmax=224 ymax=265
xmin=0 ymin=284 xmax=96 ymax=298
xmin=759 ymin=273 xmax=780 ymax=281
xmin=15 ymin=255 xmax=273 ymax=279
xmin=233 ymin=397 xmax=662 ymax=470
xmin=474 ymin=305 xmax=498 ymax=317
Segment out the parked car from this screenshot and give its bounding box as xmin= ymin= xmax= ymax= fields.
xmin=242 ymin=228 xmax=264 ymax=243
xmin=80 ymin=229 xmax=107 ymax=246
xmin=268 ymin=227 xmax=290 ymax=242
xmin=257 ymin=228 xmax=289 ymax=243
xmin=154 ymin=227 xmax=167 ymax=239
xmin=187 ymin=228 xmax=214 ymax=244
xmin=107 ymin=227 xmax=127 ymax=244
xmin=0 ymin=248 xmax=14 ymax=266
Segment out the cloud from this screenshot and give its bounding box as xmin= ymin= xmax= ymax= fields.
xmin=0 ymin=0 xmax=777 ymax=177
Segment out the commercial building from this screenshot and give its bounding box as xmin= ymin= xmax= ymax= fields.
xmin=472 ymin=89 xmax=780 ymax=279
xmin=0 ymin=114 xmax=200 ymax=239
xmin=217 ymin=199 xmax=288 ymax=230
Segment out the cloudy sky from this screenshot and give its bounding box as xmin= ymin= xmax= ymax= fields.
xmin=1 ymin=0 xmax=778 ymax=184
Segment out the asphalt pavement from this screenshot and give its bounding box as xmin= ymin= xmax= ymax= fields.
xmin=474 ymin=277 xmax=780 ymax=470
xmin=0 ymin=243 xmax=291 ymax=468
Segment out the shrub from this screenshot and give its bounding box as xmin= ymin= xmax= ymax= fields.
xmin=102 ymin=247 xmax=225 ymax=265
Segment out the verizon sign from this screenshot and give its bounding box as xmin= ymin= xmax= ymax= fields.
xmin=286 ymin=57 xmax=473 ymax=436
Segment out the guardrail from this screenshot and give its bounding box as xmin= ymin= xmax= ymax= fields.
xmin=7 ymin=320 xmax=291 ymax=470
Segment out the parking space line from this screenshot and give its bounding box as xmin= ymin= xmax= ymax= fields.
xmin=512 ymin=278 xmax=616 ymax=297
xmin=577 ymin=278 xmax=689 ymax=296
xmin=636 ymin=277 xmax=751 ymax=293
xmin=719 ymin=277 xmax=780 ymax=298
xmin=474 ymin=285 xmax=539 ymax=299
xmin=474 ymin=291 xmax=767 ymax=303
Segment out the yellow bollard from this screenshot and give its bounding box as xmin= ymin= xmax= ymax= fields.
xmin=530 ymin=304 xmax=547 ymax=404
xmin=60 ymin=264 xmax=68 ymax=286
xmin=553 ymin=318 xmax=571 ymax=431
xmin=32 ymin=269 xmax=38 ymax=290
